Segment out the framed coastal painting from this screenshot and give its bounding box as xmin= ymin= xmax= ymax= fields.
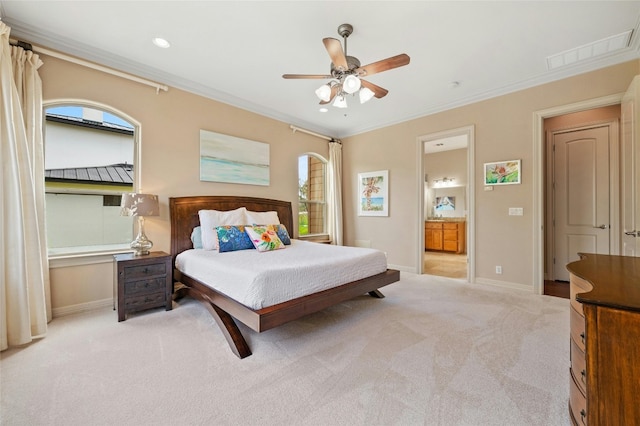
xmin=358 ymin=170 xmax=389 ymax=216
xmin=484 ymin=159 xmax=521 ymax=185
xmin=200 ymin=130 xmax=270 ymax=186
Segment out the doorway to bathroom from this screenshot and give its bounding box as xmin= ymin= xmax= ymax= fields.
xmin=418 ymin=126 xmax=474 ymax=281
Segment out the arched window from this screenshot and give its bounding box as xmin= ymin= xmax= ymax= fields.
xmin=298 ymin=153 xmax=327 ymax=237
xmin=43 ymin=102 xmax=139 ymax=256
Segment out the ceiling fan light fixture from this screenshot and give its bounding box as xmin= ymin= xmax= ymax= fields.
xmin=342 ymin=75 xmax=361 ymax=94
xmin=315 ymin=83 xmax=332 ymax=102
xmin=359 ymin=87 xmax=375 ymax=104
xmin=333 ymin=95 xmax=348 ymax=108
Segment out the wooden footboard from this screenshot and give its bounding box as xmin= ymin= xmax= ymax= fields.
xmin=175 ymin=268 xmax=400 ymax=358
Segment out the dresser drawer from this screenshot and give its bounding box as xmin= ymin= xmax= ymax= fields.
xmin=124 ymin=278 xmax=166 ymax=295
xmin=124 ymin=262 xmax=167 ymax=280
xmin=570 ymin=275 xmax=592 ymax=315
xmin=570 ymin=305 xmax=586 ymax=352
xmin=124 ymin=291 xmax=166 ymax=310
xmin=570 ymin=338 xmax=587 ymax=395
xmin=425 ymin=222 xmax=443 ymax=229
xmin=569 ymin=372 xmax=587 ymax=425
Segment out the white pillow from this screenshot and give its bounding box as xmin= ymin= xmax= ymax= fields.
xmin=245 ymin=210 xmax=280 ymax=225
xmin=198 ymin=207 xmax=247 ymax=250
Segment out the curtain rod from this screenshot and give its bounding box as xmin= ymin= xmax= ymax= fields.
xmin=289 ymin=124 xmax=339 ymax=142
xmin=9 ymin=38 xmax=169 ymax=94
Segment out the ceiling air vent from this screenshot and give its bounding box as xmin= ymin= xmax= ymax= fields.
xmin=546 ymin=30 xmax=632 ymax=70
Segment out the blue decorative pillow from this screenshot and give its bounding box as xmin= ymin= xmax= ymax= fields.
xmin=191 ymin=226 xmax=203 ymax=249
xmin=216 ymin=225 xmax=254 ymax=252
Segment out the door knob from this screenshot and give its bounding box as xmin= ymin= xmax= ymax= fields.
xmin=625 ymin=230 xmax=639 ymax=237
xmin=593 ymin=224 xmax=609 ymax=229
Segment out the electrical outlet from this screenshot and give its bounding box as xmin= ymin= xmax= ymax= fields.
xmin=495 ymin=265 xmax=502 ymax=274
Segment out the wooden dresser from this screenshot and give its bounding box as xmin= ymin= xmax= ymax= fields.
xmin=424 ymin=221 xmax=465 ymax=253
xmin=566 ymin=253 xmax=640 ymax=426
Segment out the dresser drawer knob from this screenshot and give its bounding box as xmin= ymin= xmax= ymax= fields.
xmin=143 ymin=267 xmax=149 ymax=274
xmin=580 ymin=409 xmax=586 ymax=424
xmin=580 ymin=332 xmax=585 ymax=345
xmin=580 ymin=369 xmax=586 ymax=385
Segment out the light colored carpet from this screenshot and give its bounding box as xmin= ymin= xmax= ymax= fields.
xmin=1 ymin=273 xmax=570 ymax=426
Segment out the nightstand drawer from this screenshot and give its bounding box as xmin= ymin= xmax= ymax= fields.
xmin=124 ymin=278 xmax=166 ymax=295
xmin=125 ymin=292 xmax=166 ymax=310
xmin=124 ymin=263 xmax=166 ymax=280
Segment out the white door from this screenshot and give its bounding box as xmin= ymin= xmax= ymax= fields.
xmin=621 ymin=77 xmax=640 ymax=256
xmin=552 ymin=126 xmax=611 ymax=281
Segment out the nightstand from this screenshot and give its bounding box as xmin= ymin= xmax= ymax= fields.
xmin=113 ymin=251 xmax=173 ymax=322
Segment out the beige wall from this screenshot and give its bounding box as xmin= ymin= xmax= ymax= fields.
xmin=342 ymin=60 xmax=640 ymax=288
xmin=39 ymin=52 xmax=640 ymax=314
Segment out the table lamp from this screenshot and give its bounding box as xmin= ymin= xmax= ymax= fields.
xmin=121 ymin=193 xmax=159 ymax=255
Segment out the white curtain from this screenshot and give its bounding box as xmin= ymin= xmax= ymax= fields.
xmin=327 ymin=140 xmax=343 ymax=245
xmin=1 ymin=22 xmax=51 ymax=351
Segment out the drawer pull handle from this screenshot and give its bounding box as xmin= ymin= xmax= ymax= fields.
xmin=580 ymin=409 xmax=586 ymax=424
xmin=580 ymin=332 xmax=585 ymax=345
xmin=144 ymin=297 xmax=153 ymax=302
xmin=143 ymin=267 xmax=149 ymax=274
xmin=580 ymin=369 xmax=586 ymax=385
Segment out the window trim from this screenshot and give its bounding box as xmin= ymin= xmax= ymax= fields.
xmin=298 ymin=152 xmax=328 ymax=240
xmin=43 ymin=99 xmax=141 ymax=259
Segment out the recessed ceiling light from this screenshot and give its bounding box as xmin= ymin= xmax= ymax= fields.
xmin=152 ymin=37 xmax=171 ymax=49
xmin=319 ymin=107 xmax=328 ymax=113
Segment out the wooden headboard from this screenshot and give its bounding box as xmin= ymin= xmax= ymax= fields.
xmin=169 ymin=196 xmax=294 ymax=264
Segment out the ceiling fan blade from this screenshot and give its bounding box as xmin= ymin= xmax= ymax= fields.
xmin=322 ymin=37 xmax=348 ymax=71
xmin=356 ymin=54 xmax=410 ymax=77
xmin=360 ymin=79 xmax=389 ymax=98
xmin=282 ymin=74 xmax=332 ymax=79
xmin=319 ymin=85 xmax=339 ymax=105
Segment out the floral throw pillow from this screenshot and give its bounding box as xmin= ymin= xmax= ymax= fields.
xmin=245 ymin=226 xmax=286 ymax=252
xmin=216 ymin=225 xmax=254 ymax=252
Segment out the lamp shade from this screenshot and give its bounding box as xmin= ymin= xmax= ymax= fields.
xmin=315 ymin=84 xmax=332 ymax=102
xmin=333 ymin=95 xmax=348 ymax=108
xmin=342 ymin=75 xmax=361 ymax=94
xmin=121 ymin=193 xmax=159 ymax=217
xmin=359 ymin=87 xmax=375 ymax=104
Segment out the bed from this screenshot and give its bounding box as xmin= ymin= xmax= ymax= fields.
xmin=170 ymin=195 xmax=400 ymax=358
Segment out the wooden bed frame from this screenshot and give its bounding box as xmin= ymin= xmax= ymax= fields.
xmin=169 ymin=195 xmax=400 ymax=358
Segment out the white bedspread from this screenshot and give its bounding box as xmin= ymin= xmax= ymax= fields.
xmin=175 ymin=240 xmax=388 ymax=309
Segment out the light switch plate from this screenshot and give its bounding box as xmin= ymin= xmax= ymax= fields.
xmin=509 ymin=207 xmax=524 ymax=216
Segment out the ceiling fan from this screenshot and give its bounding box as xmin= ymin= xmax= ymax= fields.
xmin=282 ymin=23 xmax=410 ymax=108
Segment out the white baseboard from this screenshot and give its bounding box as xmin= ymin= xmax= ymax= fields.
xmin=52 ymin=298 xmax=113 ymax=318
xmin=387 ymin=263 xmax=417 ymax=273
xmin=475 ymin=277 xmax=533 ymax=292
